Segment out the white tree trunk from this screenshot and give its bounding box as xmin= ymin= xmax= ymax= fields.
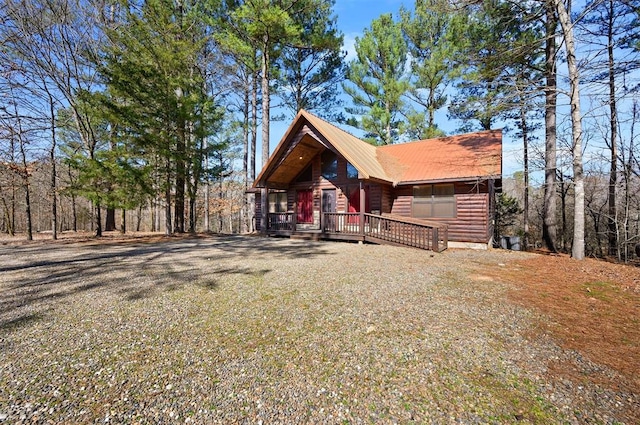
xmin=555 ymin=0 xmax=585 ymax=260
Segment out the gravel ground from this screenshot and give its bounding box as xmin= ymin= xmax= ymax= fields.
xmin=0 ymin=235 xmax=637 ymax=424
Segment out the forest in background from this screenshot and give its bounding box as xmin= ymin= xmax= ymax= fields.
xmin=1 ymin=0 xmax=639 ymax=261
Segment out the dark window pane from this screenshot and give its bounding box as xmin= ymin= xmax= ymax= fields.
xmin=296 ymin=164 xmax=313 ymax=182
xmin=347 ymin=162 xmax=358 ymax=179
xmin=321 ymin=150 xmax=338 ymax=180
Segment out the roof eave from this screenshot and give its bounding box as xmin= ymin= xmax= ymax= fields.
xmin=394 ymin=174 xmax=502 ymax=186
xmin=252 ymin=110 xmax=308 ymax=189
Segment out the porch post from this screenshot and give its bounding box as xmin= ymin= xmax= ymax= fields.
xmin=292 ymin=193 xmax=297 ymax=230
xmin=261 ymin=186 xmax=268 ymax=233
xmin=432 ymin=227 xmax=439 ymax=252
xmin=359 ymin=181 xmax=365 ymax=235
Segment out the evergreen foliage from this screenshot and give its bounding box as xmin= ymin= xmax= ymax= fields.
xmin=343 ymin=13 xmax=409 ymax=145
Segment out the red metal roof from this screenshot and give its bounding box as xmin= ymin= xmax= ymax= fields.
xmin=377 ymin=130 xmax=503 ymax=184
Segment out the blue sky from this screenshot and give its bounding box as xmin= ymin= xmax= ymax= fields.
xmin=335 ymin=0 xmax=408 ymax=61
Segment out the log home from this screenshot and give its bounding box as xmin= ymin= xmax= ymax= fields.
xmin=253 ymin=110 xmax=502 ymax=251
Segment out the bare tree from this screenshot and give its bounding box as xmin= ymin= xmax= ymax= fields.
xmin=3 ymin=0 xmax=104 ymax=235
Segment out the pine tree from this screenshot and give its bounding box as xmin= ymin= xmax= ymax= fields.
xmin=277 ymin=0 xmax=345 ymax=120
xmin=343 ymin=13 xmax=409 ymax=145
xmin=400 ymin=0 xmax=464 ymax=139
xmin=96 ymin=0 xmax=220 ymax=234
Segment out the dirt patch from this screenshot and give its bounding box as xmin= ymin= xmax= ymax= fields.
xmin=478 ymin=252 xmax=640 ymax=397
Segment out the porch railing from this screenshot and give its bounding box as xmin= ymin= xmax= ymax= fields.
xmin=364 ymin=214 xmax=448 ymax=252
xmin=322 ymin=212 xmax=361 ymax=234
xmin=268 ymin=212 xmax=295 ymax=231
xmin=266 ymin=211 xmax=447 ymax=252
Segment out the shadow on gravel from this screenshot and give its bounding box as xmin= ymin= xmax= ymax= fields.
xmin=0 ymin=312 xmax=45 ymax=332
xmin=0 ymin=235 xmax=333 ymax=330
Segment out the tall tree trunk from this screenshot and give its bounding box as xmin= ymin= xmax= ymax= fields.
xmin=67 ymin=163 xmax=77 ymax=232
xmin=12 ymin=87 xmax=33 ymax=241
xmin=165 ymin=157 xmax=172 ymax=236
xmin=175 ymin=129 xmax=186 ymax=233
xmin=250 ymin=67 xmax=259 ymax=232
xmin=385 ymin=100 xmax=391 ymax=145
xmin=189 ymin=197 xmax=197 ymax=233
xmin=559 ymin=174 xmax=568 ymax=251
xmin=120 ymin=209 xmax=126 ymax=233
xmin=260 ymin=41 xmax=270 ymax=234
xmin=20 ymin=157 xmax=33 ymax=241
xmin=204 ymin=153 xmax=210 ymax=232
xmin=1 ymin=197 xmax=14 ymax=236
xmin=137 ymin=204 xmax=143 ymax=232
xmin=261 ymin=38 xmax=270 ymax=168
xmin=622 ymin=101 xmax=637 ymax=261
xmin=242 ymin=77 xmax=250 ymax=233
xmin=251 ymin=68 xmax=258 ymax=182
xmin=95 ymin=202 xmax=102 ymax=237
xmin=543 ymin=1 xmax=558 ymax=252
xmin=151 ymin=199 xmax=157 ymax=232
xmin=47 ymin=89 xmax=58 ymax=240
xmin=105 ymin=209 xmax=116 ymax=231
xmin=606 ymin=0 xmax=618 ymax=258
xmin=555 ymin=0 xmax=585 ymax=260
xmin=106 ymin=117 xmax=119 ymax=233
xmin=218 ymin=179 xmax=224 ymax=233
xmin=520 ymin=102 xmax=530 ymax=251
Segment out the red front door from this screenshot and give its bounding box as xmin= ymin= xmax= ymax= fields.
xmin=347 ymin=186 xmax=370 ymax=223
xmin=297 ymin=190 xmax=313 ymax=223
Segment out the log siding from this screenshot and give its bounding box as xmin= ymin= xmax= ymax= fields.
xmin=390 ymin=181 xmax=493 ymax=243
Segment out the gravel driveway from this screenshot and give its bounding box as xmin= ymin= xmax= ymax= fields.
xmin=0 ymin=236 xmax=636 ymax=423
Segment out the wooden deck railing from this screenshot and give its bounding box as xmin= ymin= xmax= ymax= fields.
xmin=322 ymin=212 xmax=361 ymax=234
xmin=268 ymin=212 xmax=295 ymax=231
xmin=267 ymin=212 xmax=447 ymax=252
xmin=364 ymin=214 xmax=447 ymax=252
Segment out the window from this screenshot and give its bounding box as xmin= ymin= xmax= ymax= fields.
xmin=412 ymin=184 xmax=455 ymax=218
xmin=295 ymin=164 xmax=313 ymax=182
xmin=268 ymin=192 xmax=287 ymax=213
xmin=321 ymin=150 xmax=338 ymax=180
xmin=346 ymin=162 xmax=358 ymax=179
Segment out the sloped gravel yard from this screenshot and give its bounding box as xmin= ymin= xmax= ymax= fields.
xmin=0 ymin=234 xmax=638 ymax=424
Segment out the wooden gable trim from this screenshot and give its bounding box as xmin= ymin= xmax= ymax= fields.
xmin=254 ymin=111 xmax=309 ymax=187
xmin=271 ymin=125 xmax=310 ymax=172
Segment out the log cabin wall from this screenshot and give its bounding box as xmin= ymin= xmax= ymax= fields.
xmin=390 ymin=181 xmax=492 ymax=243
xmin=381 ymin=185 xmax=393 ymax=214
xmin=257 ymin=176 xmax=493 ymax=243
xmin=286 ymin=154 xmax=384 ymax=216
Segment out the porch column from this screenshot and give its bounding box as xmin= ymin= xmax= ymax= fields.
xmin=359 ymin=181 xmax=365 ymax=235
xmin=261 ymin=187 xmax=268 ymax=233
xmin=291 ymin=195 xmax=297 ymax=230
